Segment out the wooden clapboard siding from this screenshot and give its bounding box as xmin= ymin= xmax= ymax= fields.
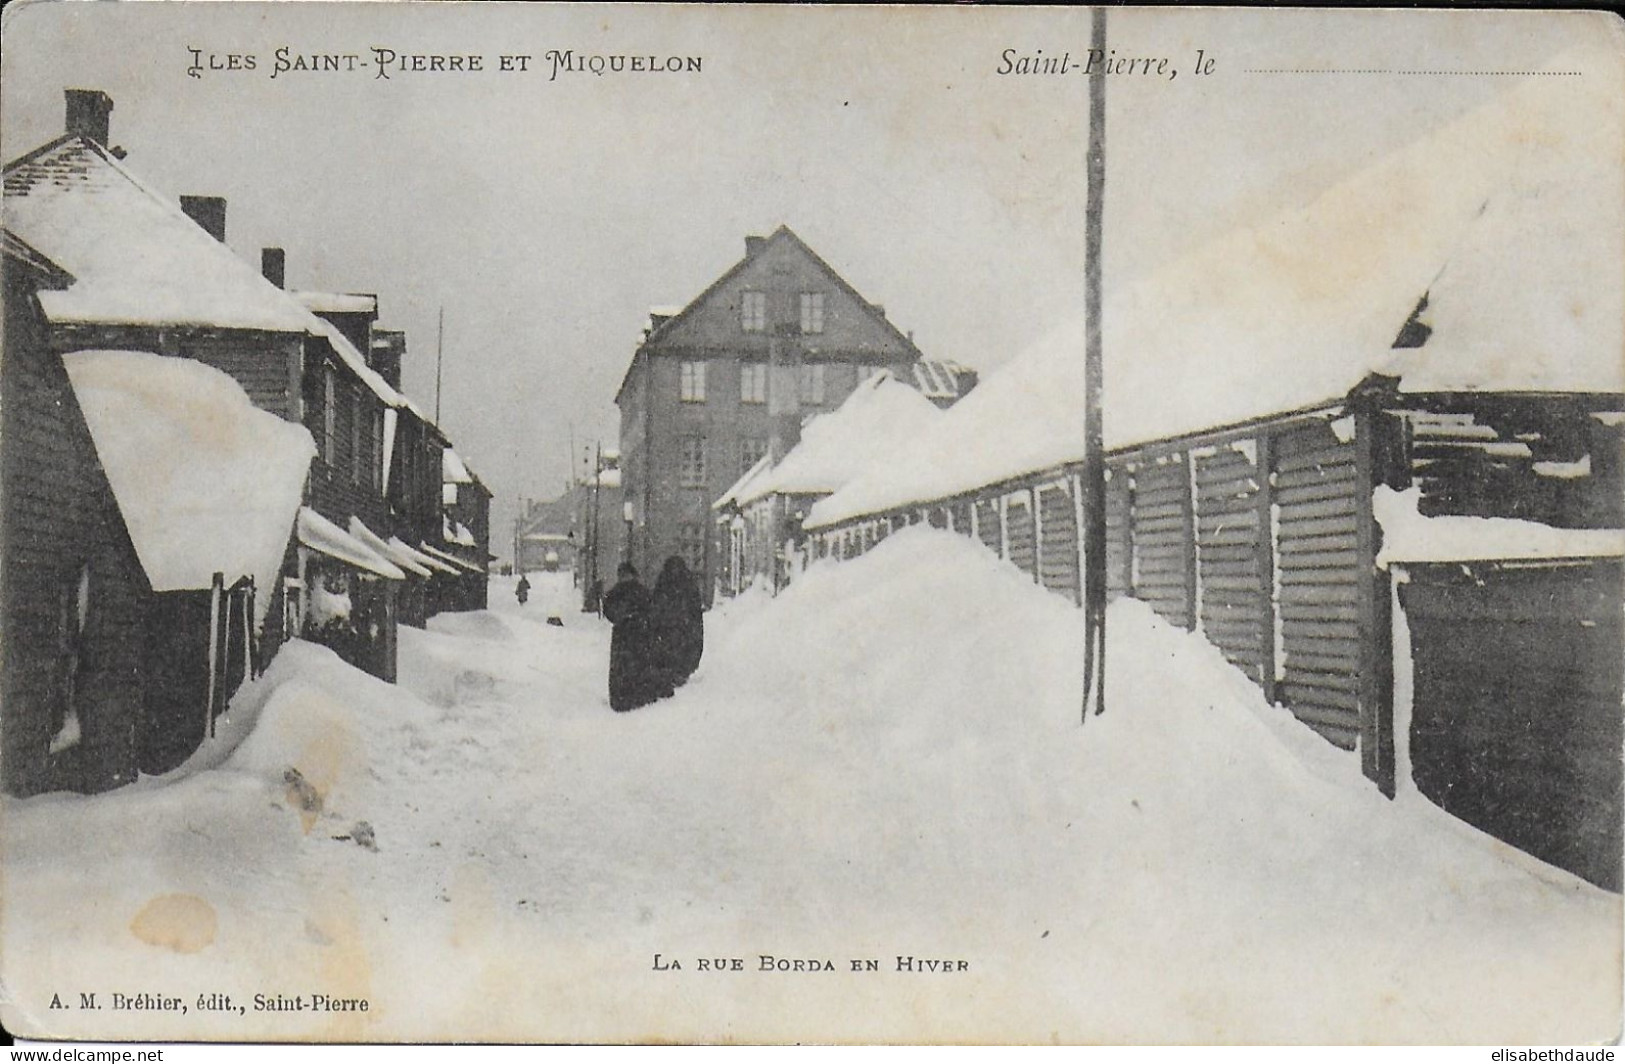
xmin=1194 ymin=445 xmax=1267 ymax=683
xmin=975 ymin=498 xmax=1002 ymax=553
xmin=1038 ymin=483 xmax=1079 ymax=598
xmin=51 ymin=324 xmax=302 ymax=421
xmin=1006 ymin=495 xmax=1037 ymax=577
xmin=1130 ymin=458 xmax=1194 ymax=629
xmin=1272 ymin=426 xmax=1363 ymax=749
xmin=2 ymin=278 xmax=151 ymax=797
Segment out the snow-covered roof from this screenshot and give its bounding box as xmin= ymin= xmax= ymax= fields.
xmin=420 ymin=541 xmax=483 ymax=574
xmin=910 ymin=359 xmax=973 ymax=402
xmin=1106 ymin=53 xmax=1623 ymax=450
xmin=739 ymin=373 xmax=942 ymax=507
xmin=809 ymin=60 xmax=1623 ymax=529
xmin=391 ymin=536 xmax=458 ymax=575
xmin=298 ymin=508 xmax=405 ymax=580
xmin=290 ymin=291 xmax=377 ymax=316
xmin=348 ymin=517 xmax=432 ymax=578
xmin=807 ymin=319 xmax=1084 ymax=529
xmin=3 ymin=138 xmax=314 ymax=332
xmin=443 ymin=447 xmax=473 ymax=484
xmin=443 ymin=516 xmax=478 ymax=548
xmin=713 ymin=451 xmax=776 ymax=512
xmin=307 ymin=314 xmax=403 ymax=410
xmin=62 ymin=350 xmax=313 ymax=606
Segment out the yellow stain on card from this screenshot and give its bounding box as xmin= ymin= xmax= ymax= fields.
xmin=130 ymin=893 xmax=217 ymax=953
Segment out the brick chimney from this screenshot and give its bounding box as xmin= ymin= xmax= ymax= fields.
xmin=64 ymin=89 xmax=113 ymax=146
xmin=261 ymin=248 xmax=286 ymax=288
xmin=744 ymin=235 xmax=766 ymax=257
xmin=179 ymin=196 xmax=227 ymax=243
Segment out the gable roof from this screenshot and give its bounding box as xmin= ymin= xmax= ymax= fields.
xmin=1 ymin=227 xmax=75 ymax=287
xmin=4 ymin=136 xmax=315 ymax=332
xmin=4 ymin=135 xmax=417 ymax=414
xmin=615 ymin=225 xmax=925 ymax=405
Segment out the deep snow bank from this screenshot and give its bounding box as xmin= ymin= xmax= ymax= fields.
xmin=1 ymin=545 xmax=1616 ymax=1044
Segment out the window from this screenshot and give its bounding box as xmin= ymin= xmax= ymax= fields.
xmin=679 ymin=360 xmax=707 ymax=402
xmin=799 ymin=292 xmax=825 ymax=334
xmin=741 ymin=291 xmax=767 ymax=333
xmin=680 ymin=437 xmax=707 ymax=487
xmin=739 ymin=437 xmax=768 ymax=476
xmin=800 ymin=362 xmax=826 ymax=405
xmin=351 ymin=386 xmax=365 ymax=485
xmin=323 ymin=365 xmax=337 ymax=465
xmin=678 ymin=522 xmax=705 ymax=572
xmin=373 ymin=410 xmax=386 ymax=492
xmin=740 ymin=361 xmax=767 ymax=404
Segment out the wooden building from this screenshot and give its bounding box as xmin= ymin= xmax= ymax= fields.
xmin=805 ymin=71 xmax=1625 ymax=888
xmin=614 ymin=226 xmax=970 ymax=597
xmin=3 ymin=89 xmax=482 ymax=749
xmin=438 ymin=447 xmax=493 ymax=612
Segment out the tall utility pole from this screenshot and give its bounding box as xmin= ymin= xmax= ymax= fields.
xmin=1082 ymin=5 xmax=1109 ymax=722
xmin=589 ymin=441 xmax=603 ymax=614
xmin=434 ymin=306 xmax=445 ymax=425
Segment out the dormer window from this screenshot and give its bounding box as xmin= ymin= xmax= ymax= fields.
xmin=741 ymin=291 xmax=767 ymax=333
xmin=799 ymin=292 xmax=825 ymax=334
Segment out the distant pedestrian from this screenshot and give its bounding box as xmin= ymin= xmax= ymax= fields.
xmin=515 ymin=573 xmax=531 ymax=606
xmin=602 ymin=563 xmax=669 ymax=711
xmin=651 ymin=556 xmax=704 ymax=689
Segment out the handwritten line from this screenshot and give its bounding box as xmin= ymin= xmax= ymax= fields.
xmin=1244 ymin=68 xmax=1583 ymax=76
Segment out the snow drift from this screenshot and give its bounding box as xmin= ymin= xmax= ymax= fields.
xmin=1 ymin=532 xmax=1615 ymax=1044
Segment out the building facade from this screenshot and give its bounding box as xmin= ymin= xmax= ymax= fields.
xmin=615 ymin=226 xmax=930 ymax=595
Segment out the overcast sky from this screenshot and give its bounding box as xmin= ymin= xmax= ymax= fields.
xmin=2 ymin=3 xmax=1609 ymax=553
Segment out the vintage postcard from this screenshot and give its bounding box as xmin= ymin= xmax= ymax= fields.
xmin=1 ymin=1 xmax=1622 ymax=1047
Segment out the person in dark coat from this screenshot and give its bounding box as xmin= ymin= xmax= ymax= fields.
xmin=651 ymin=555 xmax=705 ymax=689
xmin=515 ymin=574 xmax=531 ymax=606
xmin=601 ymin=563 xmax=668 ymax=711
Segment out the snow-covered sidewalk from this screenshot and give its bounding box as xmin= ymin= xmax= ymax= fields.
xmin=2 ymin=530 xmax=1617 ymax=1044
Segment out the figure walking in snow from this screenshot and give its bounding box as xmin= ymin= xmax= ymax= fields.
xmin=651 ymin=555 xmax=704 ymax=690
xmin=515 ymin=574 xmax=531 ymax=606
xmin=602 ymin=563 xmax=669 ymax=711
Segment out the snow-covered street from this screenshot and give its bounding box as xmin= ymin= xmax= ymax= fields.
xmin=2 ymin=529 xmax=1617 ymax=1044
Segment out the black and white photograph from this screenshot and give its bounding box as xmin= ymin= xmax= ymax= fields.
xmin=1 ymin=1 xmax=1621 ymax=1046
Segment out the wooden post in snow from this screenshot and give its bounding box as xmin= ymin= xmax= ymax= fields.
xmin=206 ymin=571 xmax=223 ymax=739
xmin=1082 ymin=5 xmax=1109 ymax=721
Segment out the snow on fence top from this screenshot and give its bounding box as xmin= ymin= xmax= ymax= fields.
xmin=1373 ymin=485 xmax=1625 ymax=566
xmin=298 ymin=508 xmax=405 ymax=580
xmin=736 ymin=373 xmax=942 ymax=508
xmin=808 ymin=57 xmax=1623 ymax=530
xmin=62 ymin=350 xmax=314 ymax=608
xmin=4 ymin=139 xmax=314 ymax=333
